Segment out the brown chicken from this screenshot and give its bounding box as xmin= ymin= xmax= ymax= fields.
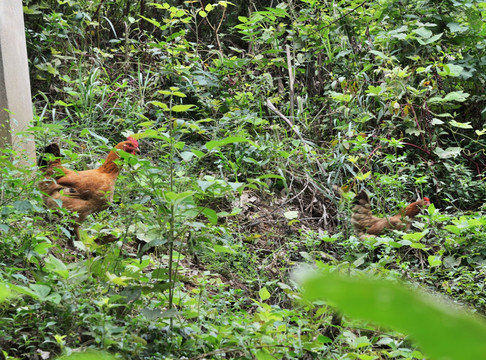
xmin=351 ymin=190 xmax=430 ymax=240
xmin=38 ymin=136 xmax=139 ymax=246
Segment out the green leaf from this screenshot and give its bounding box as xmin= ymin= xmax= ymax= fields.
xmin=205 ymin=136 xmax=257 ymax=150
xmin=44 ymin=254 xmax=69 ymax=279
xmin=255 ymin=349 xmax=274 ymax=360
xmin=429 ymin=91 xmax=469 ymax=104
xmin=174 ymin=141 xmax=185 ymax=149
xmin=197 ymin=180 xmax=214 ymax=191
xmin=8 ymin=284 xmax=39 ymax=299
xmin=283 ymin=210 xmax=299 ymax=220
xmin=434 ymin=146 xmax=461 ymax=159
xmin=164 ymin=190 xmax=194 ymax=202
xmin=422 ymin=33 xmax=443 ymax=44
xmin=329 ymin=91 xmax=351 ymax=102
xmin=413 ymin=27 xmax=433 ymax=38
xmin=428 ymin=255 xmax=442 ymax=267
xmin=449 ymin=120 xmax=473 ymax=129
xmin=366 ymin=85 xmax=384 ymax=95
xmin=302 ymin=271 xmax=486 ymax=360
xmin=369 ymin=49 xmax=388 ymax=59
xmin=171 ymin=104 xmax=195 ymax=112
xmin=106 ymin=272 xmax=131 ymax=286
xmin=199 ymin=207 xmax=218 ymax=224
xmin=355 ymin=171 xmax=371 ymax=181
xmin=402 ymin=232 xmax=426 ymax=242
xmin=140 ymin=15 xmax=161 ymax=28
xmin=213 ymin=245 xmax=236 ymax=254
xmin=444 ymin=91 xmax=470 ymax=103
xmin=0 ymin=283 xmax=12 ymax=302
xmin=13 ymin=200 xmax=33 ymax=213
xmin=180 ymin=151 xmax=196 ymax=161
xmin=171 ymin=91 xmax=186 ymax=98
xmin=442 ymin=63 xmax=464 ymax=77
xmin=56 ymin=350 xmax=118 ymax=360
xmin=141 ymin=308 xmax=162 ymax=320
xmin=259 ymin=286 xmax=271 ymax=301
xmin=151 ymin=101 xmax=168 ymax=109
xmin=258 ymin=174 xmax=285 ymax=181
xmin=30 ymin=284 xmax=51 ymax=299
xmin=444 ymin=256 xmax=461 ymax=268
xmin=444 ymin=225 xmax=461 ymax=235
xmin=447 ymin=22 xmax=468 ymax=33
xmin=410 ymin=243 xmax=426 ymax=249
xmin=191 ymin=149 xmax=205 ymax=158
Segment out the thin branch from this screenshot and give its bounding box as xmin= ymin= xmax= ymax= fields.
xmin=265 ymin=99 xmax=305 ymax=143
xmin=286 ymin=45 xmax=295 ymax=119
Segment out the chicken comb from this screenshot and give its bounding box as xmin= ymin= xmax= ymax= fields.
xmin=424 ymin=197 xmax=430 ymax=202
xmin=127 ymin=136 xmax=139 ymax=147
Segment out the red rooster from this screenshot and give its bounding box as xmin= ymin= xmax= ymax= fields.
xmin=38 ymin=136 xmax=139 ymax=245
xmin=351 ymin=190 xmax=430 ymax=240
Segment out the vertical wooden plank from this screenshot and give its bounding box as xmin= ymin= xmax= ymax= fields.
xmin=0 ymin=0 xmax=35 ymax=165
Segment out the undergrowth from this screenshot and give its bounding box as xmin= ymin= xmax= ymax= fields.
xmin=1 ymin=0 xmax=486 ymax=359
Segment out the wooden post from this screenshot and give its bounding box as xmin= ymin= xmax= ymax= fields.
xmin=0 ymin=0 xmax=35 ymax=165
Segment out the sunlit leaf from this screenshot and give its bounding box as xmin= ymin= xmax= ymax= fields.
xmin=171 ymin=104 xmax=195 ymax=112
xmin=151 ymin=101 xmax=168 ymax=109
xmin=449 ymin=120 xmax=472 ymax=129
xmin=106 ymin=272 xmax=131 ymax=286
xmin=402 ymin=232 xmax=426 ymax=242
xmin=428 ymin=255 xmax=442 ymax=267
xmin=355 ymin=171 xmax=371 ymax=181
xmin=0 ymin=283 xmax=12 ymax=302
xmin=259 ymin=286 xmax=271 ymax=301
xmin=283 ymin=211 xmax=299 ymax=220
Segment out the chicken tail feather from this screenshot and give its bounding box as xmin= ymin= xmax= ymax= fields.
xmin=351 ymin=190 xmax=377 ymax=240
xmin=38 ymin=143 xmax=61 ymax=169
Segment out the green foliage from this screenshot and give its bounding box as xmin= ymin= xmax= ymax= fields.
xmin=302 ymin=270 xmax=486 ymax=360
xmin=2 ymin=0 xmax=485 ymax=358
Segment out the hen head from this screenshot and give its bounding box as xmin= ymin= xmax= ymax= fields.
xmin=117 ymin=136 xmax=140 ymax=154
xmin=423 ymin=197 xmax=431 ymax=207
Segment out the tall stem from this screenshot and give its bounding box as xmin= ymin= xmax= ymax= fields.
xmin=167 ymin=95 xmax=175 ymax=329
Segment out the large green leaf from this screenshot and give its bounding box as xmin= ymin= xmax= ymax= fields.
xmin=434 ymin=146 xmax=461 ymax=159
xmin=429 ymin=90 xmax=469 ymax=104
xmin=57 ymin=350 xmax=117 ymax=360
xmin=205 ymin=136 xmax=258 ymax=150
xmin=302 ymin=271 xmax=486 ymax=360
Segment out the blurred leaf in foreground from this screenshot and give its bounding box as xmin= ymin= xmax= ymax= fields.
xmin=302 ymin=271 xmax=486 ymax=360
xmin=0 ymin=283 xmax=12 ymax=302
xmin=57 ymin=350 xmax=117 ymax=360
